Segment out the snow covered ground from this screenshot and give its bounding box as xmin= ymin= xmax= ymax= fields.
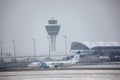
xmin=0 ymin=69 xmax=120 ymax=80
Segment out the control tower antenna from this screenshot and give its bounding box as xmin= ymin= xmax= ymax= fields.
xmin=45 ymin=18 xmax=61 ymax=51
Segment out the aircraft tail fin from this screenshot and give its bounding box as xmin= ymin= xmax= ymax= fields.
xmin=71 ymin=51 xmax=80 ymax=64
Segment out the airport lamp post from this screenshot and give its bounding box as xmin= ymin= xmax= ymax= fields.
xmin=0 ymin=41 xmax=2 ymax=61
xmin=47 ymin=37 xmax=51 ymax=59
xmin=32 ymin=38 xmax=36 ymax=59
xmin=63 ymin=35 xmax=67 ymax=58
xmin=12 ymin=40 xmax=16 ymax=60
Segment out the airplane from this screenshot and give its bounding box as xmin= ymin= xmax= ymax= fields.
xmin=27 ymin=51 xmax=81 ymax=68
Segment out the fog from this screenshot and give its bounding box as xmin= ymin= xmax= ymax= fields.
xmin=0 ymin=0 xmax=120 ymax=56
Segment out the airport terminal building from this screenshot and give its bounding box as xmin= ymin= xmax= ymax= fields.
xmin=70 ymin=42 xmax=120 ymax=62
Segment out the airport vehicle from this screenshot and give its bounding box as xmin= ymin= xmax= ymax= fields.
xmin=28 ymin=51 xmax=81 ymax=68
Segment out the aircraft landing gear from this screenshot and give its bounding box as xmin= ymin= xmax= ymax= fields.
xmin=55 ymin=66 xmax=58 ymax=68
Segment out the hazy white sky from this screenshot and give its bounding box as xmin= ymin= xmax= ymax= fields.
xmin=0 ymin=0 xmax=120 ymax=56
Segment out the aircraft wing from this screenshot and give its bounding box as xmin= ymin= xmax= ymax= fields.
xmin=51 ymin=63 xmax=64 ymax=66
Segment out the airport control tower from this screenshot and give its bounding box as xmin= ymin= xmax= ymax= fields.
xmin=45 ymin=19 xmax=61 ymax=51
